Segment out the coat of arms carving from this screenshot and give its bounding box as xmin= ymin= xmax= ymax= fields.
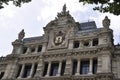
xmin=54 ymin=31 xmax=65 ymax=45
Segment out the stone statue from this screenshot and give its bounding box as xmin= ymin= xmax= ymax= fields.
xmin=102 ymin=16 xmax=110 ymax=29
xmin=18 ymin=29 xmax=25 ymax=41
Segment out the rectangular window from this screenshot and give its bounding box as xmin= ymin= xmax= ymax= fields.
xmin=72 ymin=60 xmax=77 ymax=75
xmin=31 ymin=48 xmax=35 ymax=53
xmin=23 ymin=47 xmax=27 ymax=54
xmin=80 ymin=60 xmax=89 ymax=74
xmin=43 ymin=62 xmax=48 ymax=76
xmin=93 ymin=59 xmax=97 ymax=74
xmin=23 ymin=64 xmax=32 ymax=78
xmin=50 ymin=63 xmax=59 ymax=76
xmin=38 ymin=45 xmax=42 ymax=52
xmin=61 ymin=61 xmax=66 ymax=76
xmin=93 ymin=38 xmax=98 ymax=46
xmin=73 ymin=41 xmax=79 ymax=48
xmin=0 ymin=72 xmax=4 ymax=79
xmin=16 ymin=64 xmax=22 ymax=78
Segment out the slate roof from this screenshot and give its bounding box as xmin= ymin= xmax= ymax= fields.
xmin=75 ymin=21 xmax=101 ymax=36
xmin=23 ymin=36 xmax=43 ymax=43
xmin=79 ymin=21 xmax=97 ymax=31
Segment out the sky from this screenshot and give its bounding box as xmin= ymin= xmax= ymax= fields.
xmin=0 ymin=0 xmax=120 ymax=56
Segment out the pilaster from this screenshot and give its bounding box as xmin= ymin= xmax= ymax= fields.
xmin=35 ymin=56 xmax=43 ymax=78
xmin=68 ymin=40 xmax=73 ymax=49
xmin=2 ymin=59 xmax=18 ymax=79
xmin=41 ymin=43 xmax=47 ymax=52
xmin=64 ymin=53 xmax=72 ymax=76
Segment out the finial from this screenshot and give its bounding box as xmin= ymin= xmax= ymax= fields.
xmin=63 ymin=4 xmax=66 ymax=13
xmin=57 ymin=4 xmax=70 ymax=17
xmin=102 ymin=16 xmax=110 ymax=29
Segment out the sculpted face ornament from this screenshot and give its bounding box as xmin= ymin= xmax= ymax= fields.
xmin=54 ymin=31 xmax=65 ymax=45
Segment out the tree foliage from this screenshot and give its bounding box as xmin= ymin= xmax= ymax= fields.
xmin=0 ymin=0 xmax=31 ymax=9
xmin=79 ymin=0 xmax=120 ymax=15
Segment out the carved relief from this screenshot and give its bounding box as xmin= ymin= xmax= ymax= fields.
xmin=54 ymin=31 xmax=65 ymax=46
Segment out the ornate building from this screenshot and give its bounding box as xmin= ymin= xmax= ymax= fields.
xmin=0 ymin=4 xmax=120 ymax=80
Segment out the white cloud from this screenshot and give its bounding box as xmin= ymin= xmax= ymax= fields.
xmin=0 ymin=8 xmax=15 ymax=18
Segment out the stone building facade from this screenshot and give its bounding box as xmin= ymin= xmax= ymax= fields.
xmin=0 ymin=4 xmax=120 ymax=80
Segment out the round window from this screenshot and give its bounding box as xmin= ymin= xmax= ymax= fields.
xmin=83 ymin=41 xmax=89 ymax=47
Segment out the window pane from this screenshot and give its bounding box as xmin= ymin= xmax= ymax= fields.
xmin=72 ymin=60 xmax=77 ymax=75
xmin=93 ymin=59 xmax=97 ymax=74
xmin=43 ymin=62 xmax=48 ymax=76
xmin=23 ymin=64 xmax=32 ymax=78
xmin=80 ymin=60 xmax=89 ymax=74
xmin=50 ymin=63 xmax=59 ymax=76
xmin=61 ymin=61 xmax=66 ymax=76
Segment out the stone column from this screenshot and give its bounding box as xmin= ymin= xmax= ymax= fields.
xmin=18 ymin=64 xmax=25 ymax=78
xmin=57 ymin=61 xmax=62 ymax=76
xmin=45 ymin=61 xmax=51 ymax=77
xmin=75 ymin=59 xmax=80 ymax=75
xmin=89 ymin=58 xmax=93 ymax=74
xmin=28 ymin=63 xmax=35 ymax=78
xmin=64 ymin=53 xmax=72 ymax=76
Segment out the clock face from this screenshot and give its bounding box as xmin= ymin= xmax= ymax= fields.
xmin=54 ymin=31 xmax=65 ymax=45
